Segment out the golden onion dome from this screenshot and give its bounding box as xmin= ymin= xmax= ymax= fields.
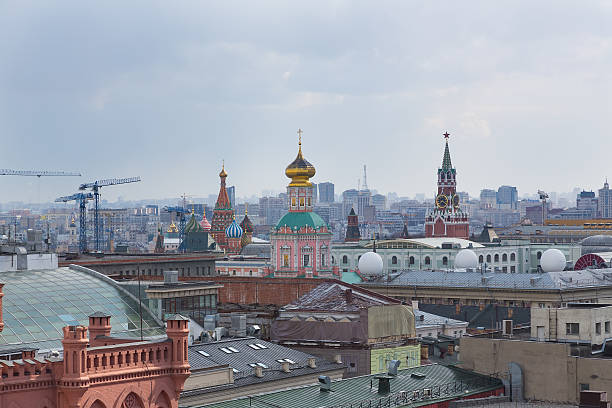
xmin=285 ymin=129 xmax=315 ymax=187
xmin=219 ymin=162 xmax=228 ymax=178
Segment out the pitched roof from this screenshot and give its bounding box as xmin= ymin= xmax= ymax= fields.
xmin=280 ymin=281 xmax=399 ymax=313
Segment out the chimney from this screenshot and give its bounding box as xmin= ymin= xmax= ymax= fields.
xmin=345 ymin=288 xmax=353 ymax=303
xmin=319 ymin=375 xmax=331 ymax=392
xmin=333 ymin=354 xmax=343 ymax=364
xmin=377 ymin=376 xmax=391 ymax=394
xmin=88 ymin=312 xmax=111 ymax=346
xmin=0 ymin=283 xmax=4 ymax=333
xmin=254 ymin=366 xmax=264 ymax=378
xmin=281 ymin=362 xmax=290 ymax=373
xmin=166 ymin=314 xmax=190 ymax=369
xmin=411 ymin=300 xmax=419 ymax=311
xmin=308 ymin=357 xmax=317 ymax=368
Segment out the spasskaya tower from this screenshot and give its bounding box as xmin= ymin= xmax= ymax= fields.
xmin=425 ymin=132 xmax=469 ymax=239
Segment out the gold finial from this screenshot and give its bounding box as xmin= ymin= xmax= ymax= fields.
xmin=297 ymin=128 xmax=303 ymax=146
xmin=219 ymin=160 xmax=228 ymax=178
xmin=245 ymin=202 xmax=248 ymax=216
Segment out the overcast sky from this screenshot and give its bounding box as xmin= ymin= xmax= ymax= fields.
xmin=1 ymin=1 xmax=611 ymax=203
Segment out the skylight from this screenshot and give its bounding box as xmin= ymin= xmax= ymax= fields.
xmin=228 ymin=347 xmax=240 ymax=353
xmin=197 ymin=350 xmax=210 ymax=357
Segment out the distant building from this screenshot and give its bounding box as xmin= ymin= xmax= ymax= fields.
xmin=599 ymin=180 xmax=612 ymax=218
xmin=577 ymin=190 xmax=598 ymax=218
xmin=496 ymin=185 xmax=518 ymax=210
xmin=311 ymin=182 xmax=317 ymax=203
xmin=318 ymin=182 xmax=335 ymax=203
xmin=345 ymin=208 xmax=360 ymax=242
xmin=480 ymin=189 xmax=497 ymax=209
xmin=258 ymin=196 xmax=286 ymax=225
xmin=227 ymin=186 xmax=236 ymax=209
xmin=372 ymin=194 xmax=387 ymax=211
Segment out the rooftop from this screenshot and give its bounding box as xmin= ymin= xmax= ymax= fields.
xmin=193 ymin=363 xmax=502 ymax=408
xmin=362 ymin=269 xmax=612 ymax=290
xmin=414 ymin=310 xmax=468 ymax=328
xmin=280 ymin=281 xmax=399 ymax=313
xmin=0 ymin=266 xmax=164 ymax=352
xmin=185 ymin=337 xmax=341 ymax=397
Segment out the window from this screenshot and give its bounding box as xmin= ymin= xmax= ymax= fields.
xmin=409 ymin=256 xmax=415 ymax=265
xmin=392 ymin=256 xmax=398 ymax=265
xmin=494 ymin=254 xmax=499 ymax=262
xmin=486 ymin=255 xmax=491 ymax=263
xmin=502 ymin=266 xmax=507 ymax=273
xmin=303 ymin=254 xmax=310 ymax=267
xmin=566 ymin=323 xmax=579 ymax=335
xmin=425 ymin=256 xmax=431 ymax=265
xmin=228 ymin=347 xmax=239 ymax=353
xmin=276 ymin=358 xmax=295 ymax=364
xmin=537 ymin=251 xmax=542 ymax=260
xmin=479 ymin=255 xmax=483 ymax=263
xmin=580 ymin=383 xmax=590 ymax=391
xmin=342 ymin=255 xmax=348 ymax=264
xmin=502 ymin=254 xmax=508 ymax=262
xmin=283 ymin=254 xmax=289 ymax=268
xmin=255 ymin=343 xmax=268 ymax=349
xmin=606 ymin=321 xmax=610 ymax=333
xmin=197 ymin=350 xmax=210 ymax=357
xmin=511 ymin=266 xmax=516 ymax=273
xmin=249 ymin=270 xmax=253 ymax=276
xmin=510 ymin=253 xmax=516 ymax=261
xmin=442 ymin=256 xmax=448 ymax=266
xmin=596 ymin=322 xmax=601 ymax=335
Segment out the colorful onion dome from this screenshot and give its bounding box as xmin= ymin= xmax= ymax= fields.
xmin=240 ymin=207 xmax=254 ymax=233
xmin=200 ymin=213 xmax=212 ymax=231
xmin=285 ymin=129 xmax=315 ymax=187
xmin=225 ymin=216 xmax=243 ymax=238
xmin=185 ymin=213 xmax=205 ymax=233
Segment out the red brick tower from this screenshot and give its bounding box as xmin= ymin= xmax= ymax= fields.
xmin=425 ymin=132 xmax=469 ymax=239
xmin=345 ymin=208 xmax=360 ymax=242
xmin=211 ymin=163 xmax=235 ymax=252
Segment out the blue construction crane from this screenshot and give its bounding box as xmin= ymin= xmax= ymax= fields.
xmin=55 ymin=192 xmax=93 ymax=253
xmin=79 ymin=177 xmax=141 ymax=252
xmin=163 ymin=206 xmax=191 ymax=250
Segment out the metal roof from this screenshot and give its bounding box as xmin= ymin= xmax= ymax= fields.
xmin=192 ymin=363 xmax=502 ymax=408
xmin=185 ymin=337 xmax=341 ymax=397
xmin=414 ymin=310 xmax=468 ymax=328
xmin=361 ymin=269 xmax=612 ymax=290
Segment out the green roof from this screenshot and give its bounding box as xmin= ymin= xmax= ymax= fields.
xmin=341 ymin=271 xmax=363 ymax=284
xmin=275 ymin=211 xmax=328 ymax=232
xmin=192 ymin=364 xmax=502 ymax=408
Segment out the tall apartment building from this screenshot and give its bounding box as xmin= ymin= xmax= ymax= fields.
xmin=259 ymin=196 xmax=286 ymax=225
xmin=480 ymin=189 xmax=497 ymax=209
xmin=318 ymin=182 xmax=335 ymax=203
xmin=496 ymin=185 xmax=518 ymax=210
xmin=577 ymin=190 xmax=598 ymax=218
xmin=227 ymin=186 xmax=236 ymax=208
xmin=598 ymin=181 xmax=612 ymax=218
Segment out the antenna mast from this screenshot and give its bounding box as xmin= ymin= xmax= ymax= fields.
xmin=363 ymin=165 xmax=368 ymax=191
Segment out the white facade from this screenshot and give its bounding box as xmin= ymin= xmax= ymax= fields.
xmin=531 ymin=304 xmax=612 ymax=345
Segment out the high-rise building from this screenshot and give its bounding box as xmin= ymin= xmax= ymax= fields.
xmin=480 ymin=189 xmax=497 ymax=209
xmin=227 ymin=186 xmax=236 ymax=208
xmin=318 ymin=182 xmax=335 ymax=203
xmin=425 ymin=133 xmax=469 ymax=239
xmin=599 ymin=181 xmax=612 ymax=218
xmin=372 ymin=194 xmax=387 ymax=211
xmin=259 ymin=196 xmax=286 ymax=225
xmin=577 ymin=190 xmax=597 ymax=218
xmin=497 ymin=186 xmax=518 ymax=210
xmin=311 ymin=182 xmax=318 ymax=203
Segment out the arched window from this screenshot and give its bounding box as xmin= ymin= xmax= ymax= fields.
xmin=392 ymin=256 xmax=398 ymax=265
xmin=442 ymin=256 xmax=448 ymax=266
xmin=537 ymin=251 xmax=542 ymax=260
xmin=409 ymin=256 xmax=415 ymax=265
xmin=510 ymin=253 xmax=516 ymax=261
xmin=494 ymin=254 xmax=499 ymax=262
xmin=342 ymin=255 xmax=348 ymax=264
xmin=331 ymin=256 xmax=335 ymax=264
xmin=479 ymin=255 xmax=484 ymax=263
xmin=486 ymin=254 xmax=491 ymax=263
xmin=502 ymin=254 xmax=508 ymax=262
xmin=425 ymin=256 xmax=431 ymax=265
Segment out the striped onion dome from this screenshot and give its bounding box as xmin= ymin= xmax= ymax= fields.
xmin=225 ymin=217 xmax=243 ymax=238
xmin=200 ymin=214 xmax=212 ymax=231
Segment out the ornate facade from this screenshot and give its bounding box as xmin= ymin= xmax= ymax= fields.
xmin=210 ymin=164 xmax=235 ymax=253
xmin=0 ymin=311 xmax=190 ymax=408
xmin=425 ymin=133 xmax=469 ymax=239
xmin=270 ymin=130 xmax=337 ymax=278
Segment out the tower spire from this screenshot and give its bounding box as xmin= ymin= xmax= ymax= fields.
xmin=441 ymin=132 xmax=453 ymax=171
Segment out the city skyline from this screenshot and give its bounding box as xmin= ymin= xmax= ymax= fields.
xmin=2 ymin=1 xmax=612 ymax=202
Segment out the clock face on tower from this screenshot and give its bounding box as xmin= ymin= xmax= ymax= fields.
xmin=452 ymin=194 xmax=460 ymax=208
xmin=436 ymin=194 xmax=448 ymax=209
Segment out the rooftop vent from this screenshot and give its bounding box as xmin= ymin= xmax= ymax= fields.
xmin=419 ymin=314 xmax=425 ymax=322
xmin=530 ymin=276 xmax=542 ymax=286
xmin=375 ymin=375 xmax=392 ymax=394
xmin=411 ymin=372 xmax=426 ymax=379
xmin=319 ymin=375 xmax=331 ymax=392
xmin=387 ymin=359 xmax=400 ymax=376
xmin=308 ymin=357 xmax=317 ymax=368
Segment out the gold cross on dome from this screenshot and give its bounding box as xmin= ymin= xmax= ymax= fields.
xmin=297 ymin=128 xmax=303 ymax=145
